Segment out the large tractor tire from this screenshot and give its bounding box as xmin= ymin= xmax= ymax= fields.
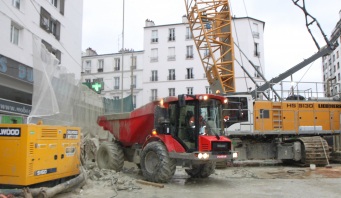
xmin=97 ymin=141 xmax=124 ymax=171
xmin=140 ymin=141 xmax=176 ymax=183
xmin=185 ymin=161 xmax=216 ymax=178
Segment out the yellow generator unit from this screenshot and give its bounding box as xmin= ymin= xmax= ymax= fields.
xmin=0 ymin=124 xmax=80 ymax=187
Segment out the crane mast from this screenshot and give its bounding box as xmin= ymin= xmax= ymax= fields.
xmin=185 ymin=0 xmax=235 ymax=94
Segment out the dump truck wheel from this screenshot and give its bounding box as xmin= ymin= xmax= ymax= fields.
xmin=185 ymin=161 xmax=216 ymax=178
xmin=97 ymin=141 xmax=124 ymax=171
xmin=140 ymin=141 xmax=176 ymax=183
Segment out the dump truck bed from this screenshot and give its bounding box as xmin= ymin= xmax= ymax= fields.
xmin=97 ymin=101 xmax=159 ymax=146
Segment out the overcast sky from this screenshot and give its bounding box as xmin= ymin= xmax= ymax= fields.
xmin=82 ymin=0 xmax=341 ymax=82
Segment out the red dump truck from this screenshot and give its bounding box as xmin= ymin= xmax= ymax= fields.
xmin=96 ymin=94 xmax=238 ymax=183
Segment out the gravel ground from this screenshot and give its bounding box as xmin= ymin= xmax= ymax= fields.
xmin=55 ymin=162 xmax=341 ymax=198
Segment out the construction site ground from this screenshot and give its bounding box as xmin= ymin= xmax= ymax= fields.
xmin=55 ymin=162 xmax=341 ymax=198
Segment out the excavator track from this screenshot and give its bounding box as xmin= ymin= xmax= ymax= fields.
xmin=286 ymin=136 xmax=330 ymax=166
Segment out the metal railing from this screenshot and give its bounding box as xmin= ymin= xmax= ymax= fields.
xmin=185 ymin=35 xmax=193 ymax=39
xmin=185 ymin=74 xmax=194 ymax=79
xmin=167 ymin=75 xmax=176 ymax=80
xmin=254 ymin=51 xmax=261 ymax=57
xmin=150 ymin=96 xmax=158 ymax=101
xmin=150 ymin=76 xmax=158 ymax=81
xmin=167 ymin=55 xmax=176 ymax=60
xmin=151 ymin=38 xmax=158 ymax=43
xmin=150 ymin=57 xmax=158 ymax=62
xmin=252 ymin=31 xmax=260 ymax=38
xmin=186 ymin=54 xmax=194 ymax=59
xmin=168 ymin=36 xmax=176 ymax=41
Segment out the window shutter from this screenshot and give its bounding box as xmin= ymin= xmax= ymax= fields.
xmin=55 ymin=20 xmax=61 ymax=40
xmin=40 ymin=7 xmax=51 ymax=32
xmin=60 ymin=0 xmax=65 ymax=15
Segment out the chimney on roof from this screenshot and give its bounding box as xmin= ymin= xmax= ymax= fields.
xmin=145 ymin=19 xmax=155 ymax=27
xmin=182 ymin=14 xmax=188 ymax=23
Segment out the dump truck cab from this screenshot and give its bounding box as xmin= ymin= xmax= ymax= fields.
xmin=152 ymin=94 xmax=236 ymax=163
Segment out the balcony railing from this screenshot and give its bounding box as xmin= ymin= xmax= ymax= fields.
xmin=186 ymin=54 xmax=194 ymax=59
xmin=97 ymin=68 xmax=103 ymax=72
xmin=185 ymin=35 xmax=193 ymax=39
xmin=150 ymin=96 xmax=158 ymax=101
xmin=167 ymin=55 xmax=176 ymax=61
xmin=151 ymin=38 xmax=158 ymax=43
xmin=150 ymin=76 xmax=158 ymax=81
xmin=252 ymin=31 xmax=260 ymax=38
xmin=185 ymin=74 xmax=194 ymax=79
xmin=114 ymin=86 xmax=120 ymax=90
xmin=114 ymin=67 xmax=120 ymax=71
xmin=168 ymin=36 xmax=176 ymax=41
xmin=167 ymin=75 xmax=176 ymax=80
xmin=150 ymin=57 xmax=158 ymax=62
xmin=254 ymin=51 xmax=261 ymax=57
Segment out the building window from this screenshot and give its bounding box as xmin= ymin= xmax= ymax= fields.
xmin=337 ymin=51 xmax=339 ymax=59
xmin=114 ymin=58 xmax=120 ymax=71
xmin=169 ymin=88 xmax=175 ymax=96
xmin=254 ymin=43 xmax=260 ymax=57
xmin=151 ymin=70 xmax=158 ymax=81
xmin=206 ymin=87 xmax=212 ymax=94
xmin=252 ymin=23 xmax=259 ymax=38
xmin=98 ymin=60 xmax=104 ymax=71
xmin=151 ymin=48 xmax=158 ymax=62
xmin=338 ymin=62 xmax=339 ymax=69
xmin=40 ymin=7 xmax=61 ymax=40
xmin=86 ymin=61 xmax=91 ymax=68
xmin=113 ymin=96 xmax=119 ymax=100
xmin=168 ymin=47 xmax=176 ymax=60
xmin=255 ymin=66 xmax=261 ymax=77
xmin=10 ymin=24 xmax=19 ymax=45
xmin=186 ymin=68 xmax=194 ymax=79
xmin=12 ymin=0 xmax=20 ymax=9
xmin=334 ymin=65 xmax=336 ymax=73
xmin=49 ymin=0 xmax=58 ymax=8
xmin=187 ymin=87 xmax=193 ymax=95
xmin=151 ymin=89 xmax=158 ymax=101
xmin=330 ymin=69 xmax=332 ymax=76
xmin=204 ymin=44 xmax=210 ymax=57
xmin=114 ymin=77 xmax=120 ymax=90
xmin=168 ymin=69 xmax=175 ymax=80
xmin=186 ymin=27 xmax=192 ymax=39
xmin=333 ymin=54 xmax=335 ymax=62
xmin=131 ymin=56 xmax=137 ymax=69
xmin=168 ymin=28 xmax=175 ymax=41
xmin=338 ymin=73 xmax=340 ymax=81
xmin=132 ymin=75 xmax=136 ymax=88
xmin=151 ymin=30 xmax=158 ymax=43
xmin=85 ymin=79 xmax=91 ymax=83
xmin=186 ymin=46 xmax=193 ymax=59
xmin=133 ymin=95 xmax=136 ymax=109
xmin=42 ymin=40 xmax=61 ymax=63
xmin=324 ymin=63 xmax=327 ymax=70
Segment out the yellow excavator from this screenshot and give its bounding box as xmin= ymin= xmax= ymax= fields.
xmin=185 ymin=0 xmax=340 ymax=166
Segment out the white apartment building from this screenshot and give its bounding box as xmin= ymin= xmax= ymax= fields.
xmin=322 ymin=10 xmax=341 ymax=96
xmin=81 ymin=49 xmax=144 ymax=109
xmin=0 ymin=0 xmax=83 ymax=121
xmin=142 ymin=16 xmax=265 ymax=105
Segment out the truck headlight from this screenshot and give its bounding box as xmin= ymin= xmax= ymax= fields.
xmin=203 ymin=153 xmax=209 ymax=159
xmin=233 ymin=152 xmax=238 ymax=158
xmin=198 ymin=153 xmax=203 ymax=159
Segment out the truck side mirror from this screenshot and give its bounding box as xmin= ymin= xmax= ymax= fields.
xmin=178 ymin=95 xmax=186 ymax=107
